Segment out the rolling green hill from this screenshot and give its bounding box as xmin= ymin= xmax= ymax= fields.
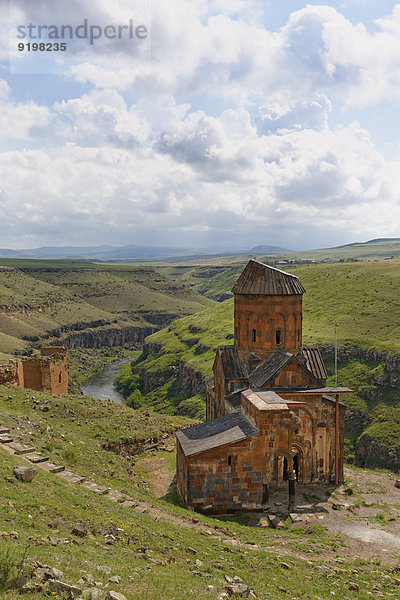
xmin=0 ymin=261 xmax=213 ymax=362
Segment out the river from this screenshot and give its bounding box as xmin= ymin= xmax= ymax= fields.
xmin=80 ymin=358 xmax=131 ymax=403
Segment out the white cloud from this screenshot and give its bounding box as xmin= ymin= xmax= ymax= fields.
xmin=0 ymin=86 xmax=399 ymax=249
xmin=6 ymin=1 xmax=400 ymax=108
xmin=256 ymin=96 xmax=332 ymax=135
xmin=0 ymin=79 xmax=52 ymax=141
xmin=1 ymin=1 xmax=400 ymax=249
xmin=55 ymin=89 xmax=150 ymax=148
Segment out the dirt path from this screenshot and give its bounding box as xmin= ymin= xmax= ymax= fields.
xmin=139 ymin=455 xmax=173 ymax=499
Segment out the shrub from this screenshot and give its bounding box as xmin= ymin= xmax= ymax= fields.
xmin=0 ymin=543 xmax=28 ymax=591
xmin=125 ymin=389 xmax=144 ymax=409
xmin=62 ymin=448 xmax=77 ymax=464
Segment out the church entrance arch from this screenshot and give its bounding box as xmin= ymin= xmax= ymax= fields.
xmin=263 ymin=448 xmax=294 ymax=484
xmin=291 ymin=443 xmax=304 ymax=482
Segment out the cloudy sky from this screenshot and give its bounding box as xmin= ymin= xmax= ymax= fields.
xmin=1 ymin=0 xmax=400 ymax=251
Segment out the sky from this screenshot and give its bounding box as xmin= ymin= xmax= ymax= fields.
xmin=1 ymin=0 xmax=400 ymax=251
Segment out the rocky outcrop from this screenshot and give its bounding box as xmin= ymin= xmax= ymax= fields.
xmin=178 ymin=361 xmax=205 ymax=395
xmin=345 ymin=409 xmax=371 ymax=433
xmin=102 ymin=429 xmax=184 ymax=457
xmin=139 ymin=312 xmax=179 ymax=327
xmin=136 ymin=356 xmax=205 ymax=396
xmin=46 ymin=320 xmax=112 ymax=339
xmin=141 ymin=342 xmax=162 ymax=358
xmin=60 ymin=326 xmax=155 ymax=349
xmin=0 ymin=302 xmax=52 ymax=315
xmin=356 ymin=435 xmax=400 ymax=472
xmin=317 ymin=344 xmax=400 ymax=373
xmin=139 ymin=368 xmax=173 ymax=393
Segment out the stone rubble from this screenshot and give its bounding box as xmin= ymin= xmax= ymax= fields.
xmin=13 ymin=465 xmax=38 ymax=482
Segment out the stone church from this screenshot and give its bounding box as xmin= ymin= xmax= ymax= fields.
xmin=176 ymin=260 xmax=352 ymax=514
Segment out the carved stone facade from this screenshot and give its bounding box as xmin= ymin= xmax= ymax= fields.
xmin=176 ymin=261 xmax=351 ymax=514
xmin=0 ymin=347 xmax=68 ymax=396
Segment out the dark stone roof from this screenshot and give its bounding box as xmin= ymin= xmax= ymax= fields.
xmin=245 ymin=352 xmax=262 ymax=362
xmin=231 ymin=260 xmax=306 ymax=296
xmin=249 ymin=350 xmax=292 ymax=388
xmin=302 ymin=347 xmax=327 ymax=382
xmin=215 ymin=345 xmax=248 ymax=380
xmin=176 ymin=412 xmax=259 ymax=457
xmin=255 ymin=387 xmax=352 ymax=395
xmin=224 ymin=390 xmax=243 ymax=410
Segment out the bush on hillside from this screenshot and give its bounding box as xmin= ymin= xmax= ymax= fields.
xmin=0 ymin=543 xmax=28 ymax=591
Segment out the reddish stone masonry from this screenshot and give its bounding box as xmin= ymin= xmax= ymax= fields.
xmin=0 ymin=347 xmax=68 ymax=396
xmin=176 ymin=261 xmax=351 ymax=514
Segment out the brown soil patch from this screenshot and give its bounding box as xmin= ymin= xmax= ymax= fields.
xmin=139 ymin=454 xmax=175 ymax=499
xmin=139 ymin=455 xmax=400 ymax=565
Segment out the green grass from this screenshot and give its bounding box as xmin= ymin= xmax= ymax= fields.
xmin=324 ymin=359 xmax=400 ymax=464
xmin=0 ymin=260 xmax=214 ymax=357
xmin=0 ymin=385 xmax=399 ymax=599
xmin=147 ymin=260 xmax=400 ymax=359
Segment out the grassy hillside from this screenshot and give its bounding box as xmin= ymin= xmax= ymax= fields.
xmin=136 ymin=259 xmax=400 ymax=377
xmin=1 ymin=384 xmax=399 ymax=599
xmin=278 ymin=238 xmax=400 ymax=262
xmin=136 ymin=238 xmax=400 ymax=268
xmin=118 ymin=260 xmax=400 ymax=465
xmin=0 ymin=261 xmax=213 ymax=361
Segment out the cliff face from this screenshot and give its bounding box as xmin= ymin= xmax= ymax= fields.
xmin=60 ymin=326 xmax=155 ymax=349
xmin=178 ymin=361 xmax=205 ymax=395
xmin=318 ymin=344 xmax=400 ymax=373
xmin=138 ymin=342 xmax=205 ymax=395
xmin=356 ymin=435 xmax=400 ymax=472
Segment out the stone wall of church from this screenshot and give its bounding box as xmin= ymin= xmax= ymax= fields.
xmin=178 ymin=392 xmax=346 ymax=513
xmin=234 ymin=293 xmax=302 ymax=361
xmin=178 ymin=437 xmax=264 ymax=514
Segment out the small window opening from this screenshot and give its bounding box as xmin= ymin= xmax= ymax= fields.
xmin=228 ymin=456 xmax=232 ymax=467
xmin=276 ymin=329 xmax=281 ymax=345
xmin=297 ymin=328 xmax=300 ymax=342
xmin=58 ymin=373 xmax=62 ymax=384
xmin=252 ymin=329 xmax=256 ymax=342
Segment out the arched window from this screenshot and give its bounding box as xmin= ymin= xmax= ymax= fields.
xmin=276 ymin=329 xmax=281 ymax=345
xmin=252 ymin=329 xmax=256 ymax=342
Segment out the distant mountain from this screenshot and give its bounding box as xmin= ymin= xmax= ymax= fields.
xmin=0 ymin=249 xmax=21 ymax=257
xmin=0 ymin=244 xmax=220 ymax=261
xmin=328 ymin=238 xmax=400 ymax=250
xmin=1 ymin=237 xmax=398 ymax=262
xmin=364 ymin=237 xmax=400 ymax=244
xmin=249 ymin=245 xmax=292 ymax=254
